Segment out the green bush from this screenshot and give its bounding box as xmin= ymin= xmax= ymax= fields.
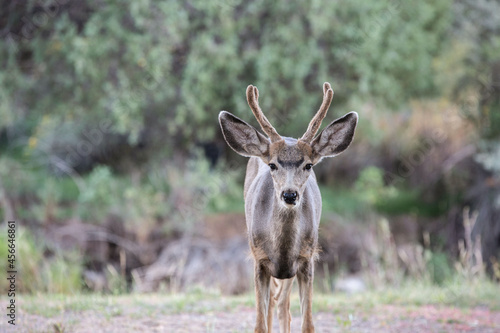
xmin=354 ymin=166 xmax=456 ymax=217
xmin=426 ymin=251 xmax=453 ymax=285
xmin=0 ymin=226 xmax=83 ymax=294
xmin=1 ymin=0 xmax=453 ymax=151
xmin=77 ymin=166 xmax=121 ymax=221
xmin=355 ymin=166 xmax=395 ymax=206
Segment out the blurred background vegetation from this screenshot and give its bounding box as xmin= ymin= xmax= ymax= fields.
xmin=0 ymin=0 xmax=499 ymax=295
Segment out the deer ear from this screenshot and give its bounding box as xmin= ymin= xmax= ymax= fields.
xmin=311 ymin=112 xmax=358 ymax=159
xmin=219 ymin=111 xmax=270 ymax=157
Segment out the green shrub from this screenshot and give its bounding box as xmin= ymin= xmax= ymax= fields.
xmin=1 ymin=0 xmax=453 ymax=149
xmin=319 ymin=186 xmax=366 ymax=218
xmin=77 ymin=166 xmax=119 ymax=221
xmin=0 ymin=226 xmax=83 ymax=294
xmin=354 ymin=166 xmax=456 ymax=217
xmin=426 ymin=251 xmax=453 ymax=285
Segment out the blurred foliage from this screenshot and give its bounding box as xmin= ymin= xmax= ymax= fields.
xmin=426 ymin=250 xmax=454 ymax=285
xmin=355 ymin=167 xmax=396 ymax=206
xmin=354 ymin=167 xmax=458 ymax=217
xmin=0 ymin=0 xmax=453 ymax=154
xmin=452 ymin=0 xmax=500 ymax=136
xmin=451 ymin=0 xmax=500 ymax=202
xmin=0 ymin=0 xmax=469 ymax=224
xmin=319 ymin=186 xmax=366 ymax=219
xmin=1 ymin=0 xmax=500 ymax=293
xmin=163 ymin=154 xmax=242 ymax=233
xmin=0 ymin=226 xmax=82 ymax=293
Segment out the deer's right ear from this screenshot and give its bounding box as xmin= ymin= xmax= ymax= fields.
xmin=219 ymin=111 xmax=270 ymax=157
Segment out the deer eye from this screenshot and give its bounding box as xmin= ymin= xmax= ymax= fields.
xmin=268 ymin=163 xmax=277 ymax=171
xmin=304 ymin=163 xmax=313 ymax=171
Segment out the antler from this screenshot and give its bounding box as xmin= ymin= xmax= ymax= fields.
xmin=246 ymin=85 xmax=282 ymax=143
xmin=300 ymin=82 xmax=334 ymax=143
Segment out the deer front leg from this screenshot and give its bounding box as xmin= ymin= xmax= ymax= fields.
xmin=254 ymin=262 xmax=272 ymax=333
xmin=297 ymin=261 xmax=315 ymax=333
xmin=275 ymin=277 xmax=294 ymax=333
xmin=267 ymin=278 xmax=279 ymax=333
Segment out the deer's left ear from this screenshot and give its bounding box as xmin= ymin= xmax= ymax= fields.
xmin=311 ymin=112 xmax=358 ymax=159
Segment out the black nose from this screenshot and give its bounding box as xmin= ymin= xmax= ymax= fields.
xmin=282 ymin=191 xmax=298 ymax=204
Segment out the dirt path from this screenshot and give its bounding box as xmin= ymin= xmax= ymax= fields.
xmin=3 ymin=303 xmax=500 ymax=333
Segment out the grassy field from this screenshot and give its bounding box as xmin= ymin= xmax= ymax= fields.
xmin=1 ymin=278 xmax=499 ymax=332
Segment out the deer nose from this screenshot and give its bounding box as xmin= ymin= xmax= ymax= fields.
xmin=282 ymin=191 xmax=298 ymax=205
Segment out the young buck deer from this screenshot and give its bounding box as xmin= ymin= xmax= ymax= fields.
xmin=218 ymin=83 xmax=358 ymax=333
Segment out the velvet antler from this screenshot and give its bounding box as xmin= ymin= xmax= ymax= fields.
xmin=246 ymin=85 xmax=282 ymax=143
xmin=300 ymin=82 xmax=334 ymax=143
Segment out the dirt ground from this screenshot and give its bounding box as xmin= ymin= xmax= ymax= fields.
xmin=2 ymin=301 xmax=500 ymax=333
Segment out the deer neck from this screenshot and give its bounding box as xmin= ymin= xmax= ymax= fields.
xmin=271 ymin=200 xmax=300 ymax=254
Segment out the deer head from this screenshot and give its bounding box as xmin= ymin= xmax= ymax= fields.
xmin=219 ymin=82 xmax=358 ymax=208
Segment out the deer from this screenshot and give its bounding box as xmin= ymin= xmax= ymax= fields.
xmin=218 ymin=82 xmax=358 ymax=333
